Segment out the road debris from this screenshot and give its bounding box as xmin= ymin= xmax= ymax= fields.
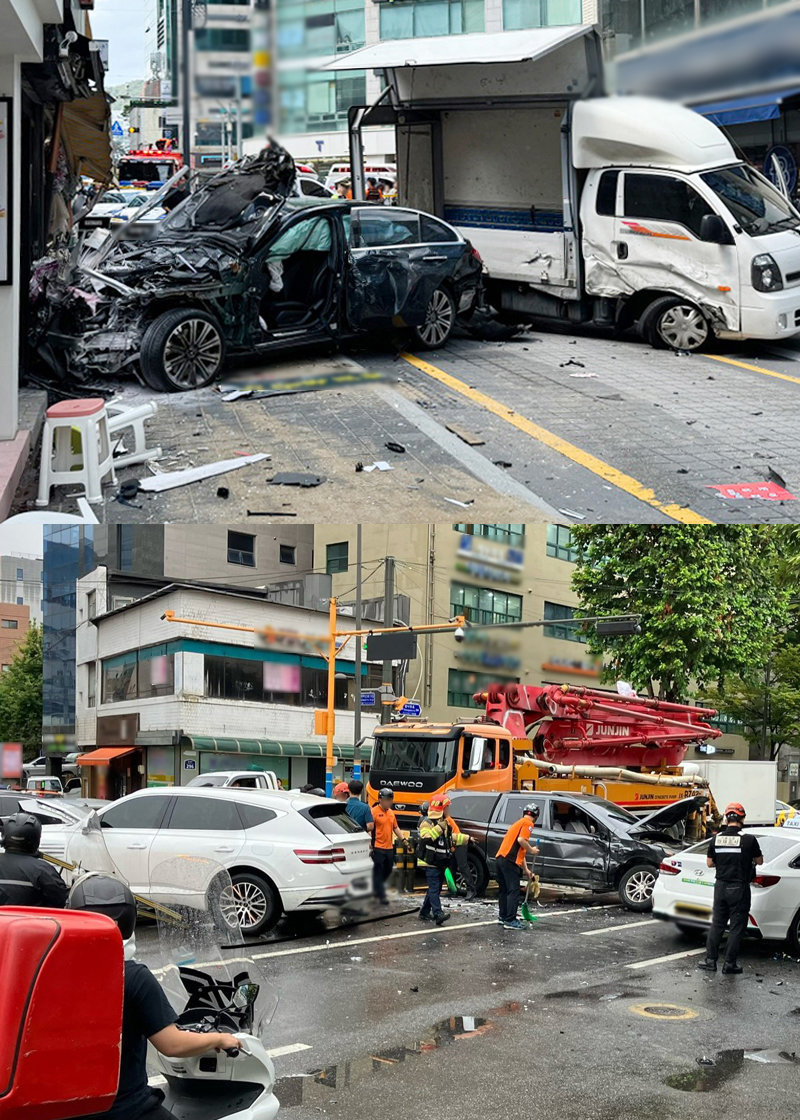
xmin=708 ymin=482 xmax=797 ymax=501
xmin=444 ymin=497 xmax=474 ymax=508
xmin=247 ymin=510 xmax=297 ymax=517
xmin=385 ymin=441 xmax=406 ymax=454
xmin=269 ymin=472 xmax=325 ymax=487
xmin=445 ymin=424 xmax=485 ymax=446
xmin=362 ymin=461 xmax=393 ymax=473
xmin=137 ymin=453 xmax=270 ymax=493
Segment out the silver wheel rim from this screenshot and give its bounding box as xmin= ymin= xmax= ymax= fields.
xmin=658 ymin=305 xmax=708 ymax=351
xmin=626 ymin=870 xmax=655 ymax=904
xmin=162 ymin=318 xmax=223 ymax=388
xmin=218 ymin=880 xmax=269 ymax=930
xmin=419 ymin=289 xmax=453 ymax=346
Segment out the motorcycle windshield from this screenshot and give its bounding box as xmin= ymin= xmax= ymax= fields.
xmin=149 ymin=854 xmax=279 ymax=1039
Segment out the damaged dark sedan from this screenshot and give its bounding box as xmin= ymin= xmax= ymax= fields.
xmin=32 ymin=147 xmax=484 ymax=392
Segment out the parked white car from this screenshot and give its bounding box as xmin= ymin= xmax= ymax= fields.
xmin=652 ymin=827 xmax=800 ymax=953
xmin=65 ymin=787 xmax=372 ymax=934
xmin=185 ymin=770 xmax=279 ymax=791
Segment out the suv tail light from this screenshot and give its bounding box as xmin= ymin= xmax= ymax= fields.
xmin=659 ymin=861 xmax=680 ymax=875
xmin=469 ymin=242 xmax=483 ymax=264
xmin=752 ymin=874 xmax=780 ymax=888
xmin=293 ymin=847 xmax=346 ymax=865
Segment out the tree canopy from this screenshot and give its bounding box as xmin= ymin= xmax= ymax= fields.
xmin=0 ymin=624 xmax=43 ymax=759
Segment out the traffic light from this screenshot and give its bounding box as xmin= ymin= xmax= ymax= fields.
xmin=128 ymin=127 xmax=140 ymax=135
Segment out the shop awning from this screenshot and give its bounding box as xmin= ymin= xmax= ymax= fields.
xmin=694 ymin=86 xmax=800 ymax=127
xmin=182 ymin=736 xmax=355 ymax=760
xmin=61 ymin=90 xmax=113 ymax=184
xmin=76 ymin=746 xmax=138 ymax=766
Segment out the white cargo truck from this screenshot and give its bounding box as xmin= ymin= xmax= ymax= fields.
xmin=681 ymin=760 xmax=777 ymax=826
xmin=329 ymin=25 xmax=800 ymax=351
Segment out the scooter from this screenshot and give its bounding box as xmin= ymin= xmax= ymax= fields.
xmin=153 ymin=963 xmax=280 ymax=1120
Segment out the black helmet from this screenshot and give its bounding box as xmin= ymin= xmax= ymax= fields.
xmin=309 ymin=788 xmax=325 ymax=797
xmin=419 ymin=801 xmax=430 ymax=817
xmin=68 ymin=873 xmax=137 ymax=939
xmin=378 ymin=788 xmax=394 ymax=800
xmin=1 ymin=812 xmax=42 ymax=853
xmin=523 ymin=803 xmax=540 ymax=820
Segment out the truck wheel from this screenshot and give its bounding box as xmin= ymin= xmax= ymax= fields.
xmin=216 ymin=871 xmax=281 ymax=936
xmin=618 ymin=864 xmax=657 ymax=911
xmin=640 ymin=296 xmax=710 ymax=352
xmin=411 ymin=288 xmax=456 ymax=350
xmin=140 ymin=308 xmax=226 ymax=392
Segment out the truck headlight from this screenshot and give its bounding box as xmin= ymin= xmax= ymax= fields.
xmin=751 ymin=253 xmax=783 ymax=292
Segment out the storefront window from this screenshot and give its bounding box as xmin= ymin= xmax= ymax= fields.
xmin=147 ymin=746 xmax=176 ymax=788
xmin=102 ymin=646 xmax=175 ymax=703
xmin=204 ymin=654 xmax=350 ymax=708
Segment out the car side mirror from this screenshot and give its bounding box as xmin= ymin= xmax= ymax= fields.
xmin=699 ymin=214 xmax=729 ymax=243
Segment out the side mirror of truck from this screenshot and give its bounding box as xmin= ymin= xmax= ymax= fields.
xmin=699 ymin=214 xmax=730 ymax=244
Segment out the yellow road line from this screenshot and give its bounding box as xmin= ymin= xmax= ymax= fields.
xmin=400 ymin=352 xmax=712 ymax=525
xmin=706 ymin=353 xmax=800 ymax=386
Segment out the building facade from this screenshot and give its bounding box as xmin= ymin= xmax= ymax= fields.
xmin=74 ymin=579 xmax=380 ymax=797
xmin=0 ymin=554 xmax=43 ymax=625
xmin=0 ymin=602 xmax=31 ymax=674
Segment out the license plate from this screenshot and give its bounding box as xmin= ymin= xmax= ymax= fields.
xmin=675 ymin=902 xmax=711 ymax=918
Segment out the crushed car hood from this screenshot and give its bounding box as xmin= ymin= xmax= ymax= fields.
xmin=626 ymin=795 xmax=708 ymax=837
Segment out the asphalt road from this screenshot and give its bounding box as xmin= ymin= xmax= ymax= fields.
xmin=24 ymin=325 xmax=800 ymax=524
xmin=136 ymin=887 xmax=800 ymax=1120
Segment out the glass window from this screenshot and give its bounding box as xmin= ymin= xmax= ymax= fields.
xmin=596 ymin=170 xmax=619 ymax=217
xmin=138 ymin=647 xmax=175 ymax=699
xmin=102 ymin=646 xmax=175 ymax=702
xmin=543 ymin=602 xmax=586 ymax=643
xmin=447 ymin=793 xmax=495 ymax=824
xmin=15 ymin=597 xmax=22 ymax=606
xmin=450 ymin=581 xmax=523 ymax=626
xmin=499 ymin=795 xmax=546 ymax=825
xmin=194 ymin=28 xmax=250 ymax=51
xmin=118 ymin=525 xmax=134 ymax=571
xmin=228 ymin=531 xmax=255 ymax=567
xmin=167 ymin=796 xmax=244 ymax=831
xmin=421 ymin=214 xmax=459 ymax=243
xmin=326 ymin=541 xmax=349 ymax=574
xmin=268 ymin=216 xmax=333 ymax=258
xmin=16 ymin=568 xmax=23 ymax=581
xmin=546 ymin=524 xmax=579 ymax=562
xmin=87 ymin=662 xmax=96 ymax=708
xmin=352 ymin=209 xmax=421 ymax=248
xmin=101 ymin=796 xmax=170 ymax=830
xmin=454 ymin=524 xmax=525 ymax=548
xmin=303 ymin=803 xmax=364 ymax=834
xmin=237 ymin=803 xmax=278 ymax=828
xmin=447 ymin=668 xmax=520 ymax=708
xmin=203 ymin=654 xmax=348 ymax=709
xmin=503 ymin=0 xmax=541 ymax=29
xmin=280 ymin=544 xmax=296 ymax=565
xmin=380 ymin=0 xmax=483 ymax=38
xmin=643 ymin=0 xmax=694 ymax=41
xmin=701 ymin=164 xmax=800 ymax=238
xmin=623 ymin=173 xmax=714 ymax=239
xmin=102 ymin=650 xmax=138 ymax=703
xmin=87 ymin=590 xmax=97 ymax=619
xmin=372 ymin=735 xmax=458 ymax=773
xmin=1 ymin=619 xmax=18 ymax=629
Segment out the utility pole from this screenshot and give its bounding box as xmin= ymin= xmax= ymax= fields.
xmin=180 ymin=0 xmax=192 ymax=166
xmin=380 ymin=556 xmax=395 ymax=725
xmin=353 ymin=525 xmax=363 ymax=778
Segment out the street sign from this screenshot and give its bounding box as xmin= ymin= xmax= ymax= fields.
xmin=360 ymin=691 xmax=376 ymax=707
xmin=111 ymin=120 xmax=124 ymax=138
xmin=400 ymin=701 xmax=422 ymax=717
xmin=183 ymin=759 xmax=197 ymax=771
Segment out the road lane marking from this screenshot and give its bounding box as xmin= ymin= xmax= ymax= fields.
xmin=706 ymin=353 xmax=800 ymax=387
xmin=401 ymin=352 xmax=712 ymax=525
xmin=626 ymin=947 xmax=706 ymax=970
xmin=266 ymin=1043 xmax=313 ymax=1058
xmin=580 ymin=919 xmax=655 ymax=936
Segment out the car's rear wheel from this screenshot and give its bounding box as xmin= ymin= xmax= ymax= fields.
xmin=411 ymin=287 xmax=456 ymax=350
xmin=618 ymin=864 xmax=657 ymax=911
xmin=140 ymin=308 xmax=226 ymax=392
xmin=787 ymin=908 xmax=800 ymax=955
xmin=216 ymin=871 xmax=281 ymax=936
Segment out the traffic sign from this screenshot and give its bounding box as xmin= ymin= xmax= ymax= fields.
xmin=400 ymin=701 xmax=422 ymax=717
xmin=360 ymin=691 xmax=376 ymax=707
xmin=111 ymin=121 xmax=124 ymax=137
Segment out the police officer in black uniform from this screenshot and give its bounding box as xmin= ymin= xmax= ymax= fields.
xmin=697 ymin=802 xmax=763 ymax=975
xmin=0 ymin=813 xmax=68 ymax=908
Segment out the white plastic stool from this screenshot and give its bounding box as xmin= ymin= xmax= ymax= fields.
xmin=36 ymin=397 xmax=116 ymax=507
xmin=107 ymin=401 xmax=161 ymax=468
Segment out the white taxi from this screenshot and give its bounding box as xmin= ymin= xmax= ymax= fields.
xmin=652 ymin=827 xmax=800 ymax=954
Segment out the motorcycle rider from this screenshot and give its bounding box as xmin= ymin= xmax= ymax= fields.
xmin=68 ymin=874 xmax=240 ymax=1120
xmin=697 ymin=802 xmax=763 ymax=975
xmin=0 ymin=813 xmax=68 ymax=908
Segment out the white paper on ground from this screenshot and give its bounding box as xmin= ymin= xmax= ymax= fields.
xmin=363 ymin=460 xmax=393 ymax=473
xmin=138 ymin=453 xmax=270 ymax=493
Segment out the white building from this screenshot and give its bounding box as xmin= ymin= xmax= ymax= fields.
xmin=75 ymin=576 xmax=380 ymax=798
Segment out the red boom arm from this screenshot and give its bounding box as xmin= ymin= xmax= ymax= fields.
xmin=474 ymin=683 xmax=721 ymax=769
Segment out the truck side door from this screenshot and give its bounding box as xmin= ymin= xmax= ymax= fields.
xmin=615 ymin=171 xmax=740 ymax=330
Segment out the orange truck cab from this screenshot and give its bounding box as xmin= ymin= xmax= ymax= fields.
xmin=0 ymin=907 xmax=124 ymax=1120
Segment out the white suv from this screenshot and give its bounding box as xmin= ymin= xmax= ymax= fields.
xmin=65 ymin=787 xmax=372 ymax=935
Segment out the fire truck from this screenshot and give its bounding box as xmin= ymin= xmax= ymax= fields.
xmin=117 ymin=140 xmax=183 ymax=187
xmin=368 ymin=683 xmax=723 ymax=828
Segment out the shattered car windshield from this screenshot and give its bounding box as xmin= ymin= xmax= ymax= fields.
xmin=700 ymin=164 xmax=800 ymax=236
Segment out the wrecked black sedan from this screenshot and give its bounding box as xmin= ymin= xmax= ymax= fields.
xmin=33 ymin=150 xmax=483 ymax=392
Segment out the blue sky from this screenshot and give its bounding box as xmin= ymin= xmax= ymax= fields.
xmin=91 ymin=0 xmax=147 ymax=87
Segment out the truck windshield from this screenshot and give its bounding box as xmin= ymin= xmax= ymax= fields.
xmin=372 ymin=736 xmax=457 ymax=773
xmin=700 ymin=165 xmax=800 ymax=236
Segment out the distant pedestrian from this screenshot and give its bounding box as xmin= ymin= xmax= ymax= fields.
xmin=495 ymin=804 xmax=540 ymax=930
xmin=371 ymin=788 xmax=405 ymax=904
xmin=697 ymin=802 xmax=763 ymax=974
xmin=345 ymin=780 xmax=374 ymax=834
xmin=333 ymin=781 xmax=350 ymax=803
xmin=365 ymin=177 xmax=382 ymax=201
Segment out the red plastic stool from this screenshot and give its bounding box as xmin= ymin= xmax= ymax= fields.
xmin=36 ymin=397 xmax=116 ymax=506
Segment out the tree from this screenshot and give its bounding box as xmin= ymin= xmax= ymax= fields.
xmin=703 ymin=646 xmax=800 ymax=760
xmin=569 ymin=526 xmax=790 ymax=702
xmin=0 ymin=624 xmax=43 ymax=759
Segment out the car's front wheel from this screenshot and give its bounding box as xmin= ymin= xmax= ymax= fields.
xmin=140 ymin=308 xmax=226 ymax=392
xmin=618 ymin=864 xmax=657 ymax=911
xmin=640 ymin=296 xmax=710 ymax=352
xmin=411 ymin=287 xmax=456 ymax=350
xmin=216 ymin=871 xmax=281 ymax=936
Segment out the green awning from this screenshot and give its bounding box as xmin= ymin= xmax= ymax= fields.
xmin=182 ymin=735 xmax=354 ymax=760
